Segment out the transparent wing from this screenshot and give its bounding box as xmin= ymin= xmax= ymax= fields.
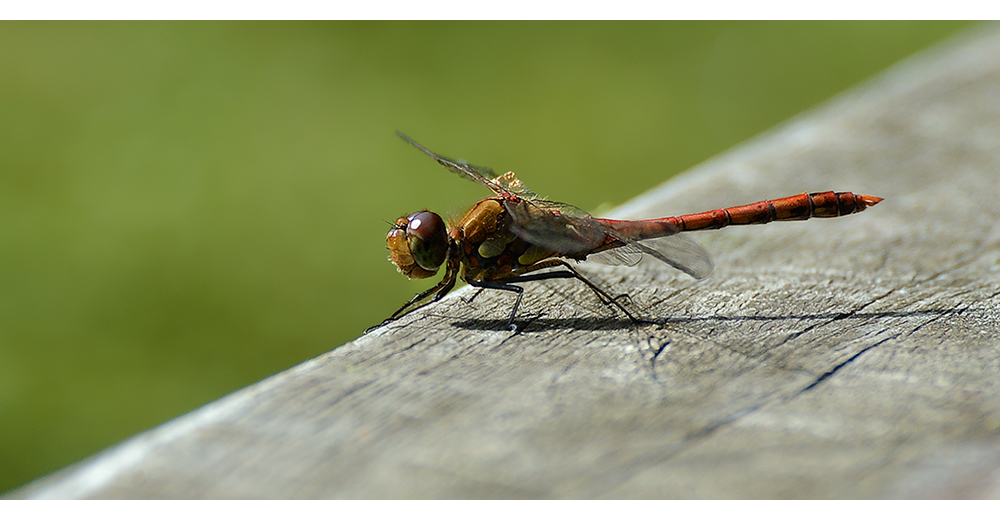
xmin=397 ymin=131 xmax=538 ymax=199
xmin=505 ymin=198 xmax=608 ymax=255
xmin=628 ymin=234 xmax=713 ymax=279
xmin=587 ymin=234 xmax=713 ymax=279
xmin=586 ymin=244 xmax=643 ymax=266
xmin=506 ymin=197 xmax=714 ymax=278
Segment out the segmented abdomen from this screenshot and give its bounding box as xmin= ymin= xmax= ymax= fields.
xmin=668 ymin=191 xmax=882 ymax=232
xmin=597 ymin=191 xmax=883 ymax=242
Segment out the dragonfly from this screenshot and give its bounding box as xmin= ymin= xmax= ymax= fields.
xmin=372 ymin=132 xmax=882 ymax=332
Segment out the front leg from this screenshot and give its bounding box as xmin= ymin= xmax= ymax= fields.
xmin=365 ymin=256 xmax=459 ymax=333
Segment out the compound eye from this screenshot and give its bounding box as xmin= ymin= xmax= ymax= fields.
xmin=406 ymin=211 xmax=448 ymax=271
xmin=407 ymin=211 xmax=443 ymax=242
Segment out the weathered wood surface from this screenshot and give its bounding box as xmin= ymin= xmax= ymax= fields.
xmin=12 ymin=26 xmax=1000 ymax=499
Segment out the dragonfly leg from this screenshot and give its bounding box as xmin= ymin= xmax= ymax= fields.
xmin=462 ymin=287 xmax=486 ymax=304
xmin=611 ymin=293 xmax=634 ymax=306
xmin=388 ymin=276 xmax=456 ymax=320
xmin=467 ymin=281 xmax=525 ymax=331
xmin=502 ymin=259 xmax=642 ymax=324
xmin=365 ymin=256 xmax=459 ymax=334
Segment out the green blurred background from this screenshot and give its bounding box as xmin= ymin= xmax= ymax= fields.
xmin=0 ymin=21 xmax=974 ymax=493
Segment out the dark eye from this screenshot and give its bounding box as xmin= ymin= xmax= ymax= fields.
xmin=406 ymin=211 xmax=448 ymax=271
xmin=407 ymin=211 xmax=442 ymax=241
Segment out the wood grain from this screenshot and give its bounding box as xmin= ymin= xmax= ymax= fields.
xmin=11 ymin=25 xmax=1000 ymax=499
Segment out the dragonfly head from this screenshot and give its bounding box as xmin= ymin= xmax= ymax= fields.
xmin=386 ymin=210 xmax=449 ymax=279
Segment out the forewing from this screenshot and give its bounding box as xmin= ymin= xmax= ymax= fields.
xmin=397 ymin=131 xmax=538 ymax=199
xmin=397 ymin=131 xmax=498 ymax=190
xmin=505 ymin=199 xmax=608 ymax=255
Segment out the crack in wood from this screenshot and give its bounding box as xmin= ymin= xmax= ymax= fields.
xmin=796 ymin=334 xmax=899 ymax=394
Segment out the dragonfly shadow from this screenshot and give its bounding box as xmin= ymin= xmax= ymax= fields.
xmin=449 ymin=316 xmax=640 ymax=333
xmin=450 ymin=308 xmax=956 ymax=333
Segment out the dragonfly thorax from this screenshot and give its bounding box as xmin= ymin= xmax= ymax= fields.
xmin=386 ymin=210 xmax=449 ymax=279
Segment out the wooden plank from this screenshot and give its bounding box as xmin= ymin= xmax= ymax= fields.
xmin=10 ymin=25 xmax=1000 ymax=499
